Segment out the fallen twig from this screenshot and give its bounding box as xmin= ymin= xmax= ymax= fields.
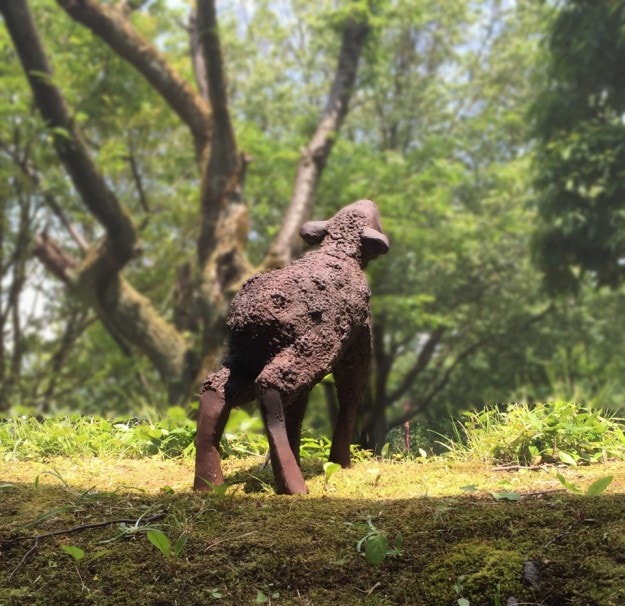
xmin=493 ymin=465 xmax=549 ymax=472
xmin=4 ymin=513 xmax=167 ymax=544
xmin=8 ymin=538 xmax=39 ymax=581
xmin=5 ymin=512 xmax=167 ymax=580
xmin=519 ymin=489 xmax=566 ymax=498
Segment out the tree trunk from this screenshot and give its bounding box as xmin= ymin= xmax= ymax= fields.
xmin=2 ymin=0 xmax=372 ymax=406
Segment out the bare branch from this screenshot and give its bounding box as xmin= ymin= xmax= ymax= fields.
xmin=1 ymin=141 xmax=91 ymax=253
xmin=386 ymin=326 xmax=446 ymax=405
xmin=126 ymin=141 xmax=150 ymax=214
xmin=33 ymin=232 xmax=78 ymax=284
xmin=265 ymin=17 xmax=370 ymax=268
xmin=56 ymin=0 xmax=212 ymax=158
xmin=388 ymin=307 xmax=554 ymax=429
xmin=42 ymin=307 xmax=94 ymax=400
xmin=42 ymin=192 xmax=90 ymax=253
xmin=189 ymin=8 xmax=209 ymax=101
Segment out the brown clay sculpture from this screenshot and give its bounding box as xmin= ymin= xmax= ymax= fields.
xmin=194 ymin=199 xmax=389 ymax=494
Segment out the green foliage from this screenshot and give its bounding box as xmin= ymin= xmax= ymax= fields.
xmin=60 ymin=545 xmax=85 ymax=562
xmin=0 ymin=409 xmax=370 ymax=465
xmin=219 ymin=409 xmax=267 ymax=458
xmin=146 ymin=529 xmax=188 ymax=560
xmin=532 ymin=0 xmax=625 ymax=291
xmin=0 ymin=407 xmax=197 ymax=460
xmin=1 ymin=0 xmax=559 ymax=427
xmin=489 ymin=491 xmax=520 ymax=502
xmin=556 ymin=473 xmax=613 ymax=496
xmin=445 ymin=400 xmax=625 ymax=465
xmin=314 ymin=0 xmax=555 ymax=430
xmin=453 ymin=576 xmax=471 ymax=606
xmin=322 ymin=461 xmax=341 ymax=489
xmin=351 ymin=515 xmax=403 ymax=566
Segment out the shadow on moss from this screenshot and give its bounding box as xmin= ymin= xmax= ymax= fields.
xmin=3 ymin=472 xmax=625 ymax=606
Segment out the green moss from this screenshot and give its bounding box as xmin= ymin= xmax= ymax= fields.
xmin=419 ymin=540 xmax=525 ymax=603
xmin=2 ymin=457 xmax=625 ymax=605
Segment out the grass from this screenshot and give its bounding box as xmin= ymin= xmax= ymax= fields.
xmin=2 ymin=402 xmax=625 ymax=605
xmin=442 ymin=400 xmax=625 ymax=466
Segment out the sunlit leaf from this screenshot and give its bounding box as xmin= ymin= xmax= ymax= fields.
xmin=586 ymin=476 xmax=613 ymax=497
xmin=364 ymin=534 xmax=388 ymax=565
xmin=147 ymin=529 xmax=170 ymax=558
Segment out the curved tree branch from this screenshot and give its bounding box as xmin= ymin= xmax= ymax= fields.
xmin=387 ymin=306 xmax=554 ymax=429
xmin=33 ymin=231 xmax=197 ymax=403
xmin=189 ymin=8 xmax=209 ymax=101
xmin=265 ymin=16 xmax=370 ymax=268
xmin=2 ymin=0 xmax=198 ymax=402
xmin=1 ymin=0 xmax=138 ymax=269
xmin=56 ymin=0 xmax=212 ymax=159
xmin=386 ymin=326 xmax=446 ymax=405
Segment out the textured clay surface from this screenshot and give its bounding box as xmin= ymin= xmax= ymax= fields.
xmin=195 ymin=200 xmax=389 ymax=493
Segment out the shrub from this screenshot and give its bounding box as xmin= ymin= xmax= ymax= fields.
xmin=444 ymin=400 xmax=625 ymax=465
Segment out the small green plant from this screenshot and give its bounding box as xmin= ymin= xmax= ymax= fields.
xmin=299 ymin=435 xmax=331 ymax=459
xmin=367 ymin=468 xmax=382 ymax=486
xmin=34 ymin=467 xmax=72 ymax=490
xmin=255 ymin=588 xmax=280 ymax=604
xmin=490 ymin=491 xmax=520 ymax=502
xmin=556 ymin=473 xmax=613 ymax=496
xmin=60 ymin=545 xmax=109 ymax=591
xmin=452 ymin=575 xmax=470 ymax=606
xmin=146 ymin=529 xmax=188 ymax=559
xmin=60 ymin=545 xmax=85 ymax=562
xmin=493 ymin=583 xmax=503 ymax=606
xmin=98 ymin=508 xmax=166 ymax=544
xmin=350 ymin=516 xmax=403 ymax=565
xmin=323 ymin=461 xmax=341 ymax=489
xmin=196 ymin=479 xmax=230 ymax=497
xmin=221 ymin=409 xmax=268 ymax=457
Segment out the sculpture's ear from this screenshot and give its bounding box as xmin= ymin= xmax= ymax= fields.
xmin=361 ymin=227 xmax=390 ymax=258
xmin=300 ymin=220 xmax=329 ymax=246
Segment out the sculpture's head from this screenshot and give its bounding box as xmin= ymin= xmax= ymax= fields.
xmin=299 ymin=199 xmax=390 ymax=267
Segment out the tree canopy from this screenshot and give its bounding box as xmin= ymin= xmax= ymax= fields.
xmin=532 ymin=0 xmax=625 ymax=292
xmin=3 ymin=0 xmax=625 ymax=449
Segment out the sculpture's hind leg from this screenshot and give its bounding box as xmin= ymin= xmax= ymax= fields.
xmin=194 ymin=387 xmax=233 ymax=490
xmin=255 ymin=333 xmax=340 ymax=494
xmin=194 ymin=367 xmax=254 ymax=491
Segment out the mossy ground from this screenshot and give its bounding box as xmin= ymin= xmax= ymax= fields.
xmin=2 ymin=456 xmax=625 ymax=605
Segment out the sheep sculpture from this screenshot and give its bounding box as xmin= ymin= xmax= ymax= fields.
xmin=194 ymin=199 xmax=390 ymax=494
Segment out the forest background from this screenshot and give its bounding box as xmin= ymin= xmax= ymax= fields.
xmin=2 ymin=0 xmax=624 ymax=453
